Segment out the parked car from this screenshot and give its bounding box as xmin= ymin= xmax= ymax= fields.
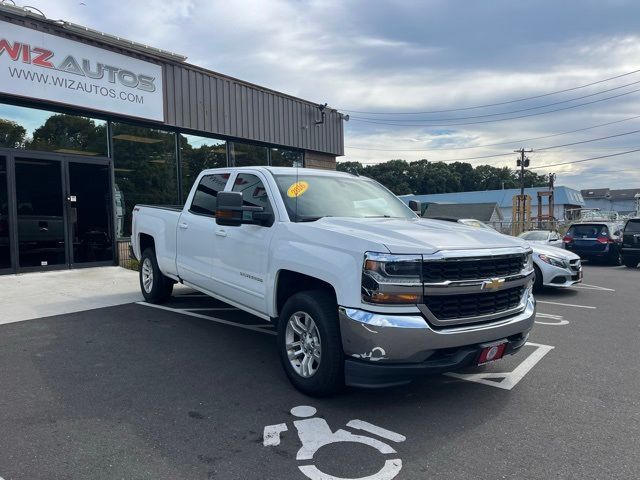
xmin=437 ymin=218 xmax=582 ymax=292
xmin=621 ymin=218 xmax=640 ymax=268
xmin=563 ymin=221 xmax=624 ymax=265
xmin=518 ymin=230 xmax=564 ymax=248
xmin=132 ymin=167 xmax=536 ymax=395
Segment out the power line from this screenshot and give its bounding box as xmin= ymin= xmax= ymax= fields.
xmin=351 ymin=79 xmax=640 ymax=122
xmin=529 ymin=148 xmax=640 ymax=170
xmin=340 ymin=68 xmax=640 ymax=114
xmin=345 ymin=114 xmax=640 ymax=151
xmin=350 ymin=87 xmax=640 ymax=127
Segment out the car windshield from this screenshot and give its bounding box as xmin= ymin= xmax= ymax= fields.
xmin=520 ymin=231 xmax=549 ymax=241
xmin=271 ymin=173 xmax=416 ymax=222
xmin=625 ymin=220 xmax=640 ymax=233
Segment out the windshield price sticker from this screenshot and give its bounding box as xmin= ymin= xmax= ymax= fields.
xmin=287 ymin=181 xmax=309 ymax=198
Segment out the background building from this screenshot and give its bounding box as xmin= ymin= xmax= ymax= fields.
xmin=422 ymin=202 xmax=503 ymax=222
xmin=401 ymin=186 xmax=585 ymax=225
xmin=581 ymin=188 xmax=640 ymax=217
xmin=0 ymin=4 xmax=344 ymax=275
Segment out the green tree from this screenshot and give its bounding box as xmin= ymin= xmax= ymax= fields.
xmin=27 ymin=114 xmax=107 ymax=155
xmin=0 ymin=118 xmax=27 ymax=149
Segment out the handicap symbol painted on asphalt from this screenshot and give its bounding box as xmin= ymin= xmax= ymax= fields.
xmin=263 ymin=405 xmax=406 ymax=480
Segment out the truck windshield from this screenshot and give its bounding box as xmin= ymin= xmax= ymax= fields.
xmin=272 ymin=173 xmax=417 ymax=222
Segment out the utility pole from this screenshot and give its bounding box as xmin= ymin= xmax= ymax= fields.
xmin=513 ymin=148 xmax=533 ymax=235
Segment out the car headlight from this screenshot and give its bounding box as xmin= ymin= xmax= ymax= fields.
xmin=539 ymin=254 xmax=566 ymax=268
xmin=362 ymin=252 xmax=423 ymax=304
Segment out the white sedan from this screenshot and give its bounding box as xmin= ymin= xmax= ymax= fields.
xmin=518 ymin=230 xmax=564 ymax=248
xmin=453 ymin=219 xmax=582 ymax=292
xmin=530 ymin=243 xmax=583 ymax=292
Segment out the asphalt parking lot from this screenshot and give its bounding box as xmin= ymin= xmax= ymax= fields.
xmin=0 ymin=264 xmax=638 ymax=480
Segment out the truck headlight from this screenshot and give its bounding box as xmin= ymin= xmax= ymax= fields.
xmin=524 ymin=252 xmax=533 ymax=270
xmin=538 ymin=254 xmax=566 ymax=268
xmin=362 ymin=253 xmax=423 ymax=304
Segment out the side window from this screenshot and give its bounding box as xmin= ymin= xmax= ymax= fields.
xmin=189 ymin=173 xmax=230 ymax=216
xmin=232 ymin=173 xmax=273 ymax=223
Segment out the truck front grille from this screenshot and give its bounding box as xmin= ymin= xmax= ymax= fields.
xmin=423 ymin=286 xmax=525 ymax=321
xmin=422 ymin=254 xmax=526 ymax=283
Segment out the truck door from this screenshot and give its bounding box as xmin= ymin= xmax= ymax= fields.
xmin=211 ymin=172 xmax=276 ymax=314
xmin=176 ymin=172 xmax=230 ymax=288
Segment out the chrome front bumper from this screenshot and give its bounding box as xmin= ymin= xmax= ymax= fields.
xmin=339 ymin=289 xmax=536 ymax=365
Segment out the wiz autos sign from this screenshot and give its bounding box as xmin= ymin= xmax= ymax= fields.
xmin=0 ymin=22 xmax=164 ymax=121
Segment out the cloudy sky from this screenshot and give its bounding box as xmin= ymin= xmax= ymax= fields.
xmin=26 ymin=0 xmax=640 ymax=190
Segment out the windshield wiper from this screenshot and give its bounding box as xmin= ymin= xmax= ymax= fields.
xmin=296 ymin=216 xmax=327 ymax=222
xmin=364 ymin=215 xmax=400 ymax=218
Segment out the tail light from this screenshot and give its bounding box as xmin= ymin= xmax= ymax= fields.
xmin=563 ymin=235 xmax=573 ymax=244
xmin=596 ymin=236 xmax=614 ymax=244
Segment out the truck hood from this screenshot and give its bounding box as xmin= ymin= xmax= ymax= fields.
xmin=307 ymin=217 xmax=529 ymax=254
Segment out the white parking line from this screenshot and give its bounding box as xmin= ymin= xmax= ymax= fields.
xmin=185 ymin=307 xmax=240 ymax=311
xmin=537 ymin=300 xmax=596 ymax=309
xmin=573 ymin=283 xmax=616 ymax=292
xmin=137 ymin=302 xmax=277 ymax=336
xmin=444 ymin=342 xmax=555 ymax=390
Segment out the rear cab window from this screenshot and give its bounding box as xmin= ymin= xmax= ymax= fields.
xmin=189 ymin=173 xmax=230 ymax=216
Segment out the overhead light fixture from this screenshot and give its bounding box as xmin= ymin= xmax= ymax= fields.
xmin=112 ymin=134 xmax=163 ymax=144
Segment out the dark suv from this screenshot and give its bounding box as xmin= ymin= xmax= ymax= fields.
xmin=563 ymin=222 xmax=624 ymax=265
xmin=621 ymin=218 xmax=640 ymax=268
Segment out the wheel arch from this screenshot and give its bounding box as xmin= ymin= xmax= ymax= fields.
xmin=275 ymin=270 xmax=337 ymax=319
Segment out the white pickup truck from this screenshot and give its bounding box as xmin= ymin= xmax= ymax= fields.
xmin=132 ymin=167 xmax=536 ymax=395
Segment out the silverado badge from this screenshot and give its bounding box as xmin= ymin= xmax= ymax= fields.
xmin=482 ymin=278 xmax=505 ymax=291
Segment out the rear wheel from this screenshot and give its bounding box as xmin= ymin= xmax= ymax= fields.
xmin=533 ymin=264 xmax=544 ymax=293
xmin=277 ymin=289 xmax=343 ymax=396
xmin=623 ymin=256 xmax=639 ymax=268
xmin=609 ymin=249 xmax=623 ymax=266
xmin=139 ymin=248 xmax=173 ymax=304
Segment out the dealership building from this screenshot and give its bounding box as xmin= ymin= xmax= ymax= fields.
xmin=0 ymin=4 xmax=344 ymax=275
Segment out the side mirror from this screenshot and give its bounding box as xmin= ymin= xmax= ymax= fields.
xmin=215 ymin=191 xmax=265 ymax=227
xmin=408 ymin=200 xmax=421 ymax=215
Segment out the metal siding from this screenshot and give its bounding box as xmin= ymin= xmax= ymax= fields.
xmin=165 ymin=64 xmax=176 ymax=124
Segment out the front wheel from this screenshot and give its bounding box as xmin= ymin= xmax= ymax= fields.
xmin=139 ymin=248 xmax=173 ymax=304
xmin=277 ymin=290 xmax=343 ymax=396
xmin=533 ymin=264 xmax=544 ymax=293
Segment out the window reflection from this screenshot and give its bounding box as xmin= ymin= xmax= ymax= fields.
xmin=180 ymin=134 xmax=227 ymax=202
xmin=112 ymin=123 xmax=177 ymax=238
xmin=230 ymin=142 xmax=268 ymax=167
xmin=271 ymin=148 xmax=303 ymax=167
xmin=0 ymin=104 xmax=107 ymax=156
xmin=0 ymin=157 xmax=10 ymax=269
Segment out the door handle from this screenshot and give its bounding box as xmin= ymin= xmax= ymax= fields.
xmin=179 ymin=222 xmax=189 ymax=230
xmin=216 ymin=229 xmax=227 ymax=237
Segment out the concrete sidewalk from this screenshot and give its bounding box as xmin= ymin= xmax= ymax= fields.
xmin=0 ymin=267 xmax=184 ymax=325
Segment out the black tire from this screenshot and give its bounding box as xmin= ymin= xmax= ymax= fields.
xmin=623 ymin=257 xmax=639 ymax=268
xmin=277 ymin=289 xmax=343 ymax=397
xmin=533 ymin=264 xmax=543 ymax=293
xmin=139 ymin=248 xmax=173 ymax=304
xmin=609 ymin=249 xmax=623 ymax=266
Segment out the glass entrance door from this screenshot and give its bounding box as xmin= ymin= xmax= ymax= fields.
xmin=15 ymin=157 xmax=67 ymax=268
xmin=7 ymin=152 xmax=114 ymax=273
xmin=67 ymin=161 xmax=114 ymax=265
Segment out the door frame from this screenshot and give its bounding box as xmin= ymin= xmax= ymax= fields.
xmin=0 ymin=147 xmax=115 ymax=274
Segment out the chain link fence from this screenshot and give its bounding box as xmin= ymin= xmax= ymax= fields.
xmin=117 ymin=238 xmax=138 ymax=271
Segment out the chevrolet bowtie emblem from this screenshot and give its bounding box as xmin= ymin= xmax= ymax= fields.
xmin=483 ymin=278 xmax=505 ymax=290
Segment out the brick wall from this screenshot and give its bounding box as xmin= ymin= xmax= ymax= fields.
xmin=304 ymin=151 xmax=337 ymax=170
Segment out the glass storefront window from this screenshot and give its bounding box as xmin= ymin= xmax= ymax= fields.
xmin=180 ymin=134 xmax=227 ymax=202
xmin=112 ymin=123 xmax=178 ymax=238
xmin=271 ymin=148 xmax=304 ymax=167
xmin=0 ymin=103 xmax=107 ymax=156
xmin=0 ymin=157 xmax=10 ymax=269
xmin=230 ymin=142 xmax=268 ymax=167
